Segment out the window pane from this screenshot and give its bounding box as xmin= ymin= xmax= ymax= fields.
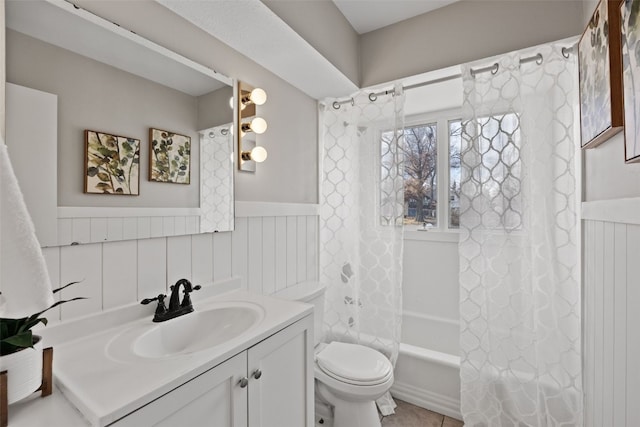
xmin=403 ymin=123 xmax=437 ymax=228
xmin=449 ymin=120 xmax=462 ymax=228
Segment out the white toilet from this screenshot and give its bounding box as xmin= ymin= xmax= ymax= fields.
xmin=273 ymin=282 xmax=394 ymax=427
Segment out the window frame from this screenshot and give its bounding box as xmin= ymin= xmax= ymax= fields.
xmin=402 ymin=107 xmax=462 ymax=240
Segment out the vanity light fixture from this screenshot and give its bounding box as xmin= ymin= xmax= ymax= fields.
xmin=238 ymin=81 xmax=268 ymax=172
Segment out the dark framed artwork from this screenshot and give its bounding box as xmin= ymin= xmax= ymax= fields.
xmin=578 ymin=0 xmax=624 ymax=149
xmin=149 ymin=128 xmax=191 ymax=184
xmin=621 ymin=0 xmax=640 ymax=163
xmin=84 ymin=130 xmax=140 ymax=195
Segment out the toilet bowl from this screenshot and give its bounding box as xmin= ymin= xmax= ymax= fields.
xmin=314 ymin=341 xmax=393 ymax=427
xmin=273 ymin=282 xmax=394 ymax=427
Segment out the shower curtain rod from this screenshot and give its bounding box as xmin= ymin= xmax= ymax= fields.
xmin=331 ymin=45 xmax=575 ymax=110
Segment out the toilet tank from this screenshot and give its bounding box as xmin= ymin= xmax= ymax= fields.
xmin=273 ymin=281 xmax=326 ymax=346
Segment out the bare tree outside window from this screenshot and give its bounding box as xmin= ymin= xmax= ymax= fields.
xmin=403 ymin=124 xmax=437 ymax=226
xmin=449 ymin=120 xmax=462 ymax=228
xmin=381 ymin=114 xmax=463 ymax=231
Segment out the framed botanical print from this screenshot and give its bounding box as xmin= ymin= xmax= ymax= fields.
xmin=621 ymin=0 xmax=640 ymax=163
xmin=84 ymin=130 xmax=140 ymax=195
xmin=149 ymin=128 xmax=191 ymax=184
xmin=578 ymin=0 xmax=624 ymax=148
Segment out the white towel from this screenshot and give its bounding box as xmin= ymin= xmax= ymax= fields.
xmin=0 ymin=140 xmax=54 ymax=318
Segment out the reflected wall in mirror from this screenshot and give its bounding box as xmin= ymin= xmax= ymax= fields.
xmin=200 ymin=124 xmax=234 ymax=233
xmin=5 ymin=0 xmax=236 ymax=246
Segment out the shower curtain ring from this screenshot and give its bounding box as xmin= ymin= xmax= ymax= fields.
xmin=535 ymin=53 xmax=543 ymax=65
xmin=332 ymin=101 xmax=341 ymax=110
xmin=369 ymin=93 xmax=378 ymax=102
xmin=561 ymin=47 xmax=571 ymax=59
xmin=491 ymin=63 xmax=499 ymax=75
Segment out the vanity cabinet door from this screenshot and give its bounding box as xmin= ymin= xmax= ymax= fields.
xmin=247 ymin=315 xmax=314 ymax=427
xmin=112 ymin=352 xmax=248 ymax=427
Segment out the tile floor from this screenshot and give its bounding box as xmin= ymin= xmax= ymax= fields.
xmin=315 ymin=399 xmax=463 ymax=427
xmin=380 ymin=400 xmax=464 ymax=427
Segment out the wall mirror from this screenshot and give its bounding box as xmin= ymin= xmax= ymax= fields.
xmin=5 ymin=0 xmax=236 ymax=247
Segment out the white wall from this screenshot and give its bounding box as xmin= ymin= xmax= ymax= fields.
xmin=43 ymin=207 xmax=318 ymax=322
xmin=582 ymin=202 xmax=640 ymax=427
xmin=402 ymin=234 xmax=459 ymax=354
xmin=580 ymin=3 xmax=640 ymax=426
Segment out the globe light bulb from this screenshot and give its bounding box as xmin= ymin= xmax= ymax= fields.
xmin=249 ymin=117 xmax=268 ymax=134
xmin=249 ymin=88 xmax=267 ymax=105
xmin=250 ymin=146 xmax=268 ymax=163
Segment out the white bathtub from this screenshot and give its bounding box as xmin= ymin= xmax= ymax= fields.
xmin=391 ymin=310 xmax=462 ymax=420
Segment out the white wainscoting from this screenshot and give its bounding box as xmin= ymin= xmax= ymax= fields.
xmin=56 ymin=207 xmax=202 ymax=246
xmin=583 ymin=197 xmax=640 ymax=427
xmin=43 ymin=203 xmax=319 ymax=323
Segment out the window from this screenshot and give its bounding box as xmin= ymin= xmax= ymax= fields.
xmin=448 ymin=120 xmax=462 ymax=228
xmin=399 ymin=110 xmax=462 ymax=232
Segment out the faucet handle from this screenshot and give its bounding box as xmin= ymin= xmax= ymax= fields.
xmin=141 ymin=294 xmax=168 ymax=319
xmin=180 ymin=284 xmax=201 ymax=309
xmin=141 ymin=294 xmax=165 ymax=305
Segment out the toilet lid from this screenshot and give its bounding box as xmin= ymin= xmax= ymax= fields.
xmin=316 ymin=342 xmax=391 ymax=384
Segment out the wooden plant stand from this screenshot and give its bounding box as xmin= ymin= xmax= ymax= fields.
xmin=0 ymin=347 xmax=53 ymax=427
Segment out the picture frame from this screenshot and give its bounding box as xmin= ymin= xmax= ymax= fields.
xmin=149 ymin=128 xmax=191 ymax=184
xmin=578 ymin=0 xmax=624 ymax=149
xmin=620 ymin=0 xmax=640 ymax=163
xmin=84 ymin=130 xmax=140 ymax=195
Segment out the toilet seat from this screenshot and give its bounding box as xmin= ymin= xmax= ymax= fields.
xmin=316 ymin=342 xmax=392 ymax=386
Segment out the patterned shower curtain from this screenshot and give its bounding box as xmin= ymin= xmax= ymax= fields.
xmin=458 ymin=42 xmax=582 ymax=426
xmin=320 ymin=83 xmax=404 ymax=415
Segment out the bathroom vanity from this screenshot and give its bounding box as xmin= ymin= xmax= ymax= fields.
xmin=7 ymin=279 xmax=314 ymax=426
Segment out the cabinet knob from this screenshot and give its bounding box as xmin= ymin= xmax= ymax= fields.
xmin=239 ymin=377 xmax=249 ymax=388
xmin=252 ymin=369 xmax=262 ymax=380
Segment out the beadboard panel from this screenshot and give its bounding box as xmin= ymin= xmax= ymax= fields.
xmin=102 ymin=240 xmax=137 ymax=310
xmin=42 ymin=213 xmax=318 ymax=322
xmin=583 ymin=220 xmax=640 ymax=427
xmin=54 ymin=202 xmax=320 ymax=246
xmin=55 ymin=209 xmax=201 ymax=246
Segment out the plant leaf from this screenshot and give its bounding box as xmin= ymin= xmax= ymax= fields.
xmin=28 ymin=297 xmax=87 ymax=320
xmin=52 ymin=280 xmax=83 ymax=294
xmin=1 ymin=330 xmax=33 ymax=348
xmin=18 ymin=317 xmax=47 ymax=333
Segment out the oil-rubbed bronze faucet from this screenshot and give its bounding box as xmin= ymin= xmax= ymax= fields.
xmin=141 ymin=278 xmax=201 ymax=322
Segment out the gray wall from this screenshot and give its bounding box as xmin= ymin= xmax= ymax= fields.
xmin=262 ymin=0 xmax=360 ymax=87
xmin=582 ymin=0 xmax=640 ymax=201
xmin=7 ymin=30 xmax=201 ymax=208
xmin=197 ymin=86 xmax=234 ymax=131
xmin=72 ymin=0 xmax=318 ymax=205
xmin=359 ymin=0 xmax=585 ymax=87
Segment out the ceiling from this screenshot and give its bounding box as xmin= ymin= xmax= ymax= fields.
xmin=156 ymin=0 xmax=463 ymax=99
xmin=332 ymin=0 xmax=461 ymax=34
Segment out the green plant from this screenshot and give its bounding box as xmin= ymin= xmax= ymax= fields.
xmin=0 ymin=281 xmax=85 ymax=356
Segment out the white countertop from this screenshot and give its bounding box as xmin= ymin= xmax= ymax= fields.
xmin=6 ymin=279 xmax=312 ymax=426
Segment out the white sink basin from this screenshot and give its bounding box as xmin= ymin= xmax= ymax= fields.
xmin=107 ymin=302 xmax=265 ymax=361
